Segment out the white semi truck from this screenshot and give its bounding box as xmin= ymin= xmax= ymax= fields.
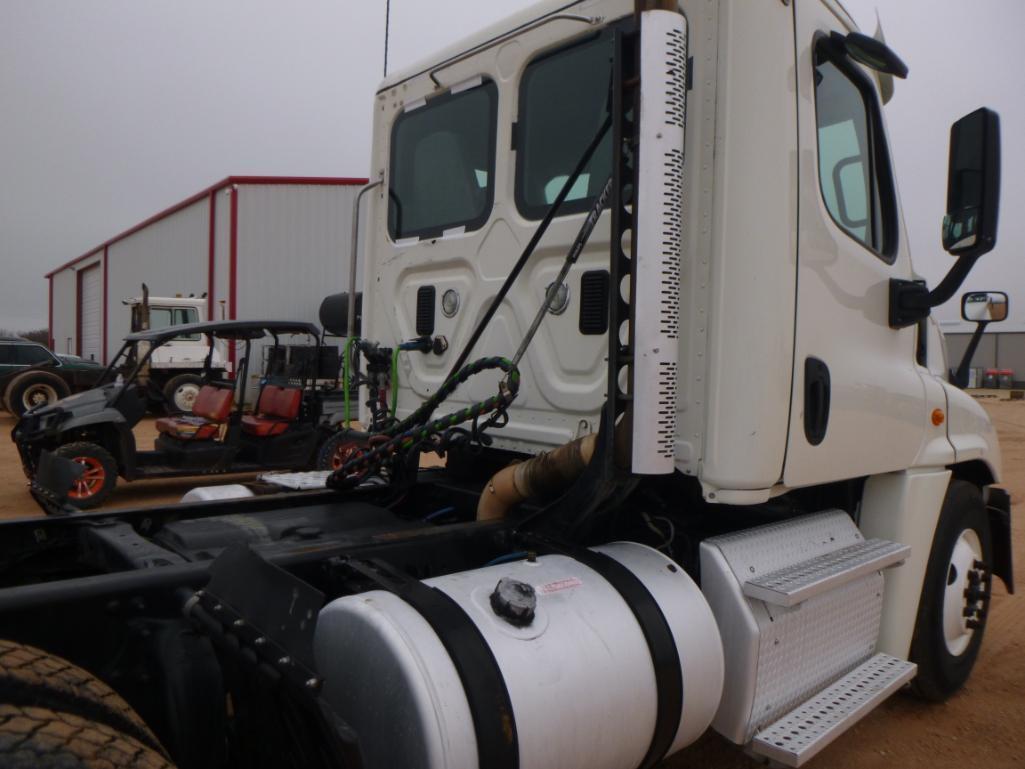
xmin=123 ymin=292 xmax=230 ymax=412
xmin=0 ymin=2 xmax=1011 ymax=769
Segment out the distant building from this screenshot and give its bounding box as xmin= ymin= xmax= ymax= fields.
xmin=46 ymin=175 xmax=366 ymax=370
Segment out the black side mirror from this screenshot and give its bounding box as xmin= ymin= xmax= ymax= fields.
xmin=831 ymin=31 xmax=908 ymax=79
xmin=889 ymin=107 xmax=1002 ymax=329
xmin=943 ymin=108 xmax=1000 ymax=258
xmin=961 ymin=291 xmax=1008 ymax=323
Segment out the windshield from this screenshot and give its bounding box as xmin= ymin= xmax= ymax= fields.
xmin=150 ymin=306 xmax=201 ymax=341
xmin=387 ymin=79 xmax=498 ymax=240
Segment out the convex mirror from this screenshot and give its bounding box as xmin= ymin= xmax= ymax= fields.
xmin=961 ymin=291 xmax=1008 ymax=323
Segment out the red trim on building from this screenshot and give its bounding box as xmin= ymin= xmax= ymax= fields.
xmin=45 ymin=175 xmax=368 ymax=278
xmin=47 ymin=277 xmax=53 ymax=351
xmin=227 ymin=186 xmax=239 ymax=372
xmin=102 ymin=247 xmax=109 ymax=364
xmin=207 ymin=190 xmax=217 ymax=321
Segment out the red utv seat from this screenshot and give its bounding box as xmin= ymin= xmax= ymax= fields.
xmin=241 ymin=385 xmax=302 ymax=437
xmin=155 ymin=385 xmax=234 ymax=441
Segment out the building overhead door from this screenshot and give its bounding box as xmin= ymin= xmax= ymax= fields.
xmin=78 ymin=264 xmax=102 ymax=362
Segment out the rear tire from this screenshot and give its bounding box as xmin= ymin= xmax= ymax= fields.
xmin=0 ymin=705 xmax=173 ymax=768
xmin=0 ymin=640 xmax=163 ymax=754
xmin=5 ymin=372 xmax=70 ymax=417
xmin=909 ymin=480 xmax=993 ymax=701
xmin=162 ymin=374 xmax=204 ymax=415
xmin=316 ymin=431 xmax=366 ymax=471
xmin=54 ymin=442 xmax=118 ymax=510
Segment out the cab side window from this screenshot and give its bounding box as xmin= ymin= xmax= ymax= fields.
xmin=813 ymin=41 xmax=897 ymax=261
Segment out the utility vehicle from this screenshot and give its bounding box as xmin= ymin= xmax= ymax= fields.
xmin=0 ymin=2 xmax=1013 ymax=769
xmin=12 ymin=319 xmax=351 ymax=508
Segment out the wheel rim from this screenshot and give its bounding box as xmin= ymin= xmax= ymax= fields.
xmin=330 ymin=442 xmax=362 ymax=470
xmin=67 ymin=456 xmax=106 ymax=500
xmin=942 ymin=528 xmax=984 ymax=656
xmin=22 ymin=383 xmax=58 ymax=410
xmin=173 ymin=382 xmax=201 ymax=412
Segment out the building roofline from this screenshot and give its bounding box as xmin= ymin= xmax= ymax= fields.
xmin=45 ymin=175 xmax=369 ymax=278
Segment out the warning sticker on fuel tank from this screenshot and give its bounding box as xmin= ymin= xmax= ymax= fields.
xmin=537 ymin=577 xmax=583 ymax=595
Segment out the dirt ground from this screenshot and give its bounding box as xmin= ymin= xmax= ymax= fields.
xmin=0 ymin=401 xmax=1022 ymax=768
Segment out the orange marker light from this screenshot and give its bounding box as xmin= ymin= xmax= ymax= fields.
xmin=931 ymin=409 xmax=945 ymax=426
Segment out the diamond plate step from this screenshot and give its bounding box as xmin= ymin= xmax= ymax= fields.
xmin=743 ymin=539 xmax=910 ymax=607
xmin=751 ymin=653 xmax=917 ymax=767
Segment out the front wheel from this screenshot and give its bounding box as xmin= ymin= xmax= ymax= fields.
xmin=54 ymin=442 xmax=118 ymax=510
xmin=909 ymin=480 xmax=993 ymax=701
xmin=162 ymin=374 xmax=204 ymax=414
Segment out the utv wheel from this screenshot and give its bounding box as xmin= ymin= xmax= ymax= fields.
xmin=909 ymin=480 xmax=993 ymax=701
xmin=0 ymin=705 xmax=174 ymax=769
xmin=54 ymin=442 xmax=118 ymax=510
xmin=0 ymin=640 xmax=164 ymax=754
xmin=162 ymin=374 xmax=204 ymax=414
xmin=6 ymin=371 xmax=70 ymax=417
xmin=316 ymin=431 xmax=365 ymax=471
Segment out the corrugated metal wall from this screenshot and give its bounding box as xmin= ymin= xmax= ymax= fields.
xmin=945 ymin=331 xmax=1025 ymax=385
xmin=105 ymin=199 xmax=209 ymax=355
xmin=234 ymin=184 xmax=362 ymax=393
xmin=51 ymin=265 xmax=81 ymax=356
xmin=47 ymin=179 xmax=365 ymax=389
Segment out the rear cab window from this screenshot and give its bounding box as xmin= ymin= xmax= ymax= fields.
xmin=515 ymin=32 xmax=614 ymax=219
xmin=813 ymin=38 xmax=898 ymax=261
xmin=388 ymin=79 xmax=498 ymax=240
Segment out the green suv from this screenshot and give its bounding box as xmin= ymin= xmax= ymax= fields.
xmin=0 ymin=337 xmax=104 ymax=416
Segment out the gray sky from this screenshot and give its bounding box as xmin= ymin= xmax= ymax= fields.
xmin=1 ymin=0 xmax=1021 ymax=333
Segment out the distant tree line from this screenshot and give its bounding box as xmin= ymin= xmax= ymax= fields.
xmin=0 ymin=328 xmax=48 ymax=345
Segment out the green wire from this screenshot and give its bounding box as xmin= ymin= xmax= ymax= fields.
xmin=343 ymin=336 xmax=358 ymax=426
xmin=390 ymin=346 xmax=401 ymax=417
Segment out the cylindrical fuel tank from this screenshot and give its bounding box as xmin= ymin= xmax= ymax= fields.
xmin=314 ymin=542 xmax=724 ymax=769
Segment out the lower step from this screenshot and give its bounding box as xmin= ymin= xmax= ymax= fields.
xmin=751 ymin=653 xmax=917 ymax=767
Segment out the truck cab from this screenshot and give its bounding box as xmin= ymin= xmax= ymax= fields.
xmin=0 ymin=3 xmax=1009 ymax=768
xmin=125 ymin=294 xmax=229 ymax=411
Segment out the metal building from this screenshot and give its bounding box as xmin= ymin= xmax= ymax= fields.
xmin=47 ymin=176 xmax=366 ymax=369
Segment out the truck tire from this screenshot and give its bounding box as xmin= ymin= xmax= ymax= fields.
xmin=0 ymin=705 xmax=173 ymax=769
xmin=5 ymin=371 xmax=70 ymax=417
xmin=162 ymin=374 xmax=204 ymax=415
xmin=54 ymin=442 xmax=118 ymax=510
xmin=909 ymin=480 xmax=993 ymax=701
xmin=0 ymin=640 xmax=163 ymax=754
xmin=316 ymin=431 xmax=366 ymax=471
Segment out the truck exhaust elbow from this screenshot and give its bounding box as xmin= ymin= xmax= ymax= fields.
xmin=477 ymin=432 xmax=597 ymax=521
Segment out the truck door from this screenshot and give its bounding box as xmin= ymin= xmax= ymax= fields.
xmin=783 ymin=1 xmax=927 ymax=487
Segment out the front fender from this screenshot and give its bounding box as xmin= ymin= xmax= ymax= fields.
xmin=942 ymin=381 xmax=1001 ymax=481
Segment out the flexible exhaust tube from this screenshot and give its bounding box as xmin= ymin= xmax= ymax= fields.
xmin=477 ymin=433 xmax=597 ymax=521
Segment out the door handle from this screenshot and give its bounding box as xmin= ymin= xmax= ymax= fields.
xmin=804 ymin=357 xmax=831 ymax=446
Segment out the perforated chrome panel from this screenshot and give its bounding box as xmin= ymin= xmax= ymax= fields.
xmin=700 ymin=512 xmax=892 ymax=745
xmin=632 ymin=10 xmax=687 ymax=473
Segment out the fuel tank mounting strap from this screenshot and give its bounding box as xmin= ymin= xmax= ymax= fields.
xmin=345 ymin=558 xmax=519 ymax=769
xmin=523 ymin=540 xmax=684 ymax=769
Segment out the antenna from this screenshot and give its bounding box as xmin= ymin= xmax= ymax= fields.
xmin=383 ymin=0 xmax=391 ymax=77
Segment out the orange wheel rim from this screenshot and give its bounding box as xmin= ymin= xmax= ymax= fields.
xmin=67 ymin=456 xmax=105 ymax=499
xmin=330 ymin=444 xmax=362 ymax=471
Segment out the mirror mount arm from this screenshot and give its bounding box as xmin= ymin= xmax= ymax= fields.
xmin=950 ymin=319 xmax=989 ymax=389
xmin=888 ymin=255 xmax=980 ymax=329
